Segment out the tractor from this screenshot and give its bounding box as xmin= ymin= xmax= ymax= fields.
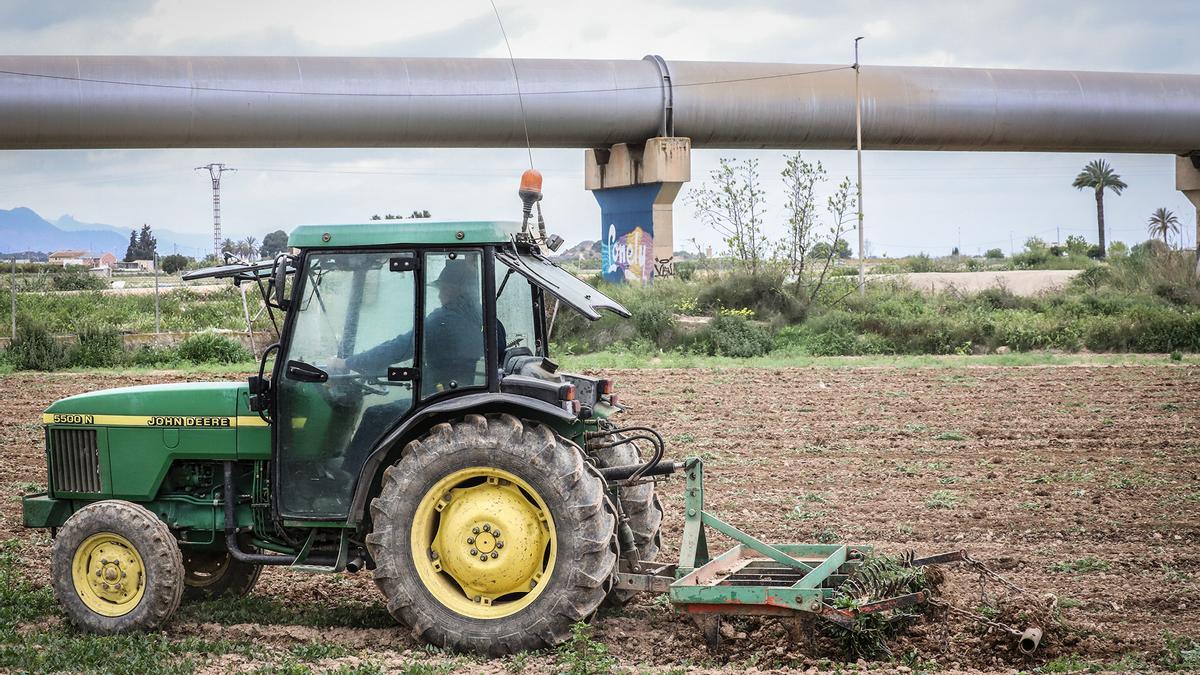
xmin=23 ymin=176 xmax=669 ymax=655
xmin=22 ymin=178 xmax=1045 ymax=659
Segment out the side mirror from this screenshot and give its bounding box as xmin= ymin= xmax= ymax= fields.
xmin=247 ymin=375 xmax=270 ymax=412
xmin=273 ymin=254 xmax=291 ymax=311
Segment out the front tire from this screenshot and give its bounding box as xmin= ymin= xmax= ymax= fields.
xmin=51 ymin=500 xmax=184 ymax=634
xmin=366 ymin=414 xmax=618 ymax=655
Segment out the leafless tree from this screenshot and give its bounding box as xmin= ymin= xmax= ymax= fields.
xmin=689 ymin=158 xmax=769 ymax=276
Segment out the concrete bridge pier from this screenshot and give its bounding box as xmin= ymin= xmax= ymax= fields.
xmin=585 ymin=137 xmax=691 ymax=284
xmin=1176 ymin=155 xmax=1200 ymax=271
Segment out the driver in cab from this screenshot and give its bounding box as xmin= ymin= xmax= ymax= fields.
xmin=330 ymin=259 xmax=485 ymax=395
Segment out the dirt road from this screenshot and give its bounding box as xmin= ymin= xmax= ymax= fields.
xmin=872 ymin=269 xmax=1081 ymax=296
xmin=1 ymin=363 xmax=1196 ymax=672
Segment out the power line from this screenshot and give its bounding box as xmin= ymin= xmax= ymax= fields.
xmin=0 ymin=65 xmax=852 ymax=99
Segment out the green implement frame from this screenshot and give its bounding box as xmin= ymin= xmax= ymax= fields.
xmin=613 ymin=459 xmax=948 ymax=647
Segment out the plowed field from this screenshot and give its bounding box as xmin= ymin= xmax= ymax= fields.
xmin=1 ymin=363 xmax=1196 ymax=673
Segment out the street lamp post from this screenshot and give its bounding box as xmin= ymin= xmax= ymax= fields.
xmin=854 ymin=37 xmax=865 ymax=296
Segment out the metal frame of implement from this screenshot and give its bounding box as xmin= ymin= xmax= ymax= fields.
xmin=614 ymin=458 xmax=965 ymax=640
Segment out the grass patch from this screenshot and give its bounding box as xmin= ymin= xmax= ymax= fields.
xmin=924 ymin=490 xmax=962 ymax=509
xmin=934 ymin=431 xmax=966 ymax=441
xmin=177 ymin=595 xmax=394 ymax=629
xmin=1049 ymin=557 xmax=1112 ymax=574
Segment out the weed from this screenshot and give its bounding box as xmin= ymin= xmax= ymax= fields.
xmin=785 ymin=507 xmax=824 ymax=522
xmin=1159 ymin=403 xmax=1182 ymax=412
xmin=1040 ymin=654 xmax=1095 ymax=672
xmin=671 ymin=432 xmax=696 ymax=444
xmin=555 ymin=622 xmax=615 ymax=675
xmin=813 ymin=528 xmax=841 ymax=544
xmin=924 ymin=490 xmax=961 ymax=509
xmin=934 ymin=431 xmax=966 ymax=441
xmin=1058 ymin=596 xmax=1084 ymax=609
xmin=938 ymin=476 xmax=959 ymax=485
xmin=1161 ymin=631 xmax=1200 ymax=670
xmin=290 ymin=641 xmax=352 ymax=661
xmin=1020 ymin=501 xmax=1042 ymax=510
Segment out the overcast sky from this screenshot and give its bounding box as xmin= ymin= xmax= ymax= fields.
xmin=1 ymin=0 xmax=1198 ymax=257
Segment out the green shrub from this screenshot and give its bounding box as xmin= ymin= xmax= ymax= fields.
xmin=629 ymin=296 xmax=676 ymax=348
xmin=159 ymin=254 xmax=191 ymax=274
xmin=129 ymin=344 xmax=180 ymax=367
xmin=5 ymin=319 xmax=67 ymax=371
xmin=696 ymin=271 xmax=806 ymax=322
xmin=704 ymin=314 xmax=773 ymax=358
xmin=176 ymin=332 xmax=252 ymax=364
xmin=50 ymin=270 xmax=107 ymax=291
xmin=985 ymin=248 xmax=1004 ymax=259
xmin=70 ymin=323 xmax=126 ymax=368
xmin=903 ymin=253 xmax=938 ymax=273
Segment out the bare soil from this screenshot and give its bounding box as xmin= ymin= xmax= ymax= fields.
xmin=1 ymin=363 xmax=1197 ymax=673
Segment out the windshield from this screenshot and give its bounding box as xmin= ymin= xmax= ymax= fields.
xmin=496 ymin=247 xmax=629 ymax=321
xmin=495 ymin=264 xmax=540 ymax=355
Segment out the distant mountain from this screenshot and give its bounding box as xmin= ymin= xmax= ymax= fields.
xmin=0 ymin=207 xmax=126 ymax=256
xmin=556 ymin=239 xmax=601 ymax=261
xmin=55 ymin=214 xmax=213 ymax=257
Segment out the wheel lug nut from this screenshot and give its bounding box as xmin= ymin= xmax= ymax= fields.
xmin=480 ymin=554 xmax=488 ymax=562
xmin=466 ymin=537 xmax=475 ymax=545
xmin=472 ymin=527 xmax=480 ymax=534
xmin=490 ymin=551 xmax=498 ymax=559
xmin=530 ymin=579 xmax=537 ymax=588
xmin=470 ymin=548 xmax=478 ymax=556
xmin=496 ymin=541 xmax=504 ymax=549
xmin=492 ymin=529 xmax=500 ymax=538
xmin=95 ymin=570 xmax=101 ymax=577
xmin=482 ymin=524 xmax=491 ymax=532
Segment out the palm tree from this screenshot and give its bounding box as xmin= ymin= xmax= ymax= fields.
xmin=1072 ymin=159 xmax=1127 ymax=258
xmin=1147 ymin=208 xmax=1181 ymax=247
xmin=242 ymin=236 xmax=258 ymax=260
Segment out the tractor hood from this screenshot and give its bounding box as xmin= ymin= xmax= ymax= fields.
xmin=43 ymin=382 xmax=252 ymax=427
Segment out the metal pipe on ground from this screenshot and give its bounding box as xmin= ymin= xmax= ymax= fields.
xmin=1 ymin=56 xmax=1199 ymax=153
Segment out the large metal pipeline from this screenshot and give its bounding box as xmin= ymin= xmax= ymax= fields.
xmin=1 ymin=55 xmax=1198 ymax=153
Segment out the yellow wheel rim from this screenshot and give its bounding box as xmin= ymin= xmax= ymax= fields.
xmin=71 ymin=532 xmax=146 ymax=617
xmin=411 ymin=467 xmax=556 ymax=620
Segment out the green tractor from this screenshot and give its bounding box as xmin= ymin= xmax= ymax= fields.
xmin=23 ymin=203 xmax=668 ymax=654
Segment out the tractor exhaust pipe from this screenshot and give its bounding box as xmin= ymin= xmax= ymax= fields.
xmin=1018 ymin=627 xmax=1043 ymax=654
xmin=222 ymin=461 xmax=336 ymax=566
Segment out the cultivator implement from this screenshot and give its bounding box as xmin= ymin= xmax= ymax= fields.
xmin=612 ymin=458 xmax=1042 ymax=653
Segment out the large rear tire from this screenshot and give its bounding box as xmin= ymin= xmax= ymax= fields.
xmin=594 ymin=433 xmax=665 ymax=605
xmin=366 ymin=413 xmax=618 ymax=655
xmin=51 ymin=500 xmax=184 ymax=634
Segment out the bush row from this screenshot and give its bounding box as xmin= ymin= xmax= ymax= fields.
xmin=3 ymin=322 xmax=253 ymax=371
xmin=551 ymin=251 xmax=1200 ymax=358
